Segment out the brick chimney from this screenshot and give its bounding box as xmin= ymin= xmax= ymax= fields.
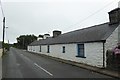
xmin=108 ymin=8 xmax=120 ymax=25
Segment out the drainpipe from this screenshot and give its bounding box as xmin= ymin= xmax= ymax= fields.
xmin=102 ymin=41 xmax=105 ymax=68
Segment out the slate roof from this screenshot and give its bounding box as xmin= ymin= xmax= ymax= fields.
xmin=0 ymin=41 xmax=2 ymax=49
xmin=29 ymin=22 xmax=119 ymax=46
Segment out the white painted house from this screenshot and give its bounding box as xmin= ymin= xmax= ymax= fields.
xmin=27 ymin=8 xmax=120 ymax=68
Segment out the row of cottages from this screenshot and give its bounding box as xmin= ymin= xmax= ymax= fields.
xmin=28 ymin=7 xmax=120 ymax=68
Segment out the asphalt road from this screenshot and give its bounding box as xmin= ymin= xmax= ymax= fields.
xmin=2 ymin=47 xmax=114 ymax=78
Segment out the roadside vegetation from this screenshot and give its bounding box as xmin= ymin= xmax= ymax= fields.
xmin=13 ymin=34 xmax=37 ymax=50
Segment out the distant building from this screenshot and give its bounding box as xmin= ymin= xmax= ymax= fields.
xmin=27 ymin=7 xmax=120 ymax=68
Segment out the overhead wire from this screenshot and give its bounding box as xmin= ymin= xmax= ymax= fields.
xmin=0 ymin=0 xmax=5 ymax=18
xmin=63 ymin=0 xmax=118 ymax=31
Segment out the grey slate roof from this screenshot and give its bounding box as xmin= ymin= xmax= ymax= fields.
xmin=29 ymin=22 xmax=119 ymax=46
xmin=0 ymin=42 xmax=2 ymax=49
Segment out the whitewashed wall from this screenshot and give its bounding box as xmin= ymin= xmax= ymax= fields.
xmin=49 ymin=44 xmax=77 ymax=61
xmin=32 ymin=46 xmax=35 ymax=52
xmin=34 ymin=46 xmax=40 ymax=53
xmin=28 ymin=42 xmax=104 ymax=68
xmin=105 ymin=27 xmax=118 ymax=50
xmin=47 ymin=43 xmax=103 ymax=68
xmin=84 ymin=42 xmax=103 ymax=67
xmin=27 ymin=46 xmax=30 ymax=51
xmin=105 ymin=27 xmax=119 ymax=67
xmin=41 ymin=45 xmax=47 ymax=53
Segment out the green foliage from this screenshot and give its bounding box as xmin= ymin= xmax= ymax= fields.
xmin=15 ymin=34 xmax=37 ymax=49
xmin=4 ymin=43 xmax=10 ymax=51
xmin=38 ymin=35 xmax=43 ymax=38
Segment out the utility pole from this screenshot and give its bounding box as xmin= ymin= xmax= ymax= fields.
xmin=2 ymin=17 xmax=5 ymax=55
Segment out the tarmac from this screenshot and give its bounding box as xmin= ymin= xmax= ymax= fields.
xmin=30 ymin=52 xmax=120 ymax=79
xmin=2 ymin=49 xmax=119 ymax=79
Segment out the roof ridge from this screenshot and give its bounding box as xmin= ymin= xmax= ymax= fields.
xmin=63 ymin=22 xmax=109 ymax=35
xmin=28 ymin=22 xmax=118 ymax=46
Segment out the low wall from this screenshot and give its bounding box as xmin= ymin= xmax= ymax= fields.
xmin=106 ymin=50 xmax=120 ymax=71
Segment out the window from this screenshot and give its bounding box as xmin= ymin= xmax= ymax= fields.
xmin=39 ymin=45 xmax=41 ymax=52
xmin=62 ymin=46 xmax=65 ymax=53
xmin=47 ymin=45 xmax=50 ymax=53
xmin=76 ymin=44 xmax=85 ymax=58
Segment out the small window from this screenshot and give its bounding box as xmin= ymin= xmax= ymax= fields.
xmin=40 ymin=45 xmax=41 ymax=52
xmin=47 ymin=45 xmax=50 ymax=53
xmin=62 ymin=46 xmax=65 ymax=53
xmin=76 ymin=44 xmax=85 ymax=58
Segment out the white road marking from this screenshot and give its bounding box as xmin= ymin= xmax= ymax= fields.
xmin=34 ymin=63 xmax=53 ymax=76
xmin=20 ymin=53 xmax=53 ymax=76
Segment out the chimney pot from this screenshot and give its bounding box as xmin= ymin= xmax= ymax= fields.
xmin=43 ymin=34 xmax=50 ymax=39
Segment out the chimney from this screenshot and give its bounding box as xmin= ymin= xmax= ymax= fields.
xmin=37 ymin=35 xmax=43 ymax=41
xmin=43 ymin=34 xmax=50 ymax=39
xmin=108 ymin=8 xmax=120 ymax=25
xmin=37 ymin=37 xmax=43 ymax=41
xmin=53 ymin=30 xmax=62 ymax=38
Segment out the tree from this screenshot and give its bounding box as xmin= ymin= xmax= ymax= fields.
xmin=38 ymin=35 xmax=43 ymax=38
xmin=16 ymin=35 xmax=37 ymax=49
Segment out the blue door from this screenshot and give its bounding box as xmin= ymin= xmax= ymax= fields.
xmin=47 ymin=45 xmax=50 ymax=53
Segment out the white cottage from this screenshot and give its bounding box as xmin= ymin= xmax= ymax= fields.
xmin=28 ymin=8 xmax=120 ymax=68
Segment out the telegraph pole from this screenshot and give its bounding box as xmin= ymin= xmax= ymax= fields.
xmin=0 ymin=0 xmax=5 ymax=56
xmin=2 ymin=17 xmax=5 ymax=55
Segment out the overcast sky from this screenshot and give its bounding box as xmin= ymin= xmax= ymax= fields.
xmin=0 ymin=0 xmax=120 ymax=43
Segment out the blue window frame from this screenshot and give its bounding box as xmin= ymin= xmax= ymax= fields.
xmin=76 ymin=44 xmax=85 ymax=58
xmin=62 ymin=46 xmax=65 ymax=53
xmin=39 ymin=45 xmax=41 ymax=52
xmin=47 ymin=45 xmax=50 ymax=53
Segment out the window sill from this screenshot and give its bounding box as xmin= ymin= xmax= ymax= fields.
xmin=76 ymin=56 xmax=86 ymax=58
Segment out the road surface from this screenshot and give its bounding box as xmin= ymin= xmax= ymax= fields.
xmin=2 ymin=47 xmax=114 ymax=78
